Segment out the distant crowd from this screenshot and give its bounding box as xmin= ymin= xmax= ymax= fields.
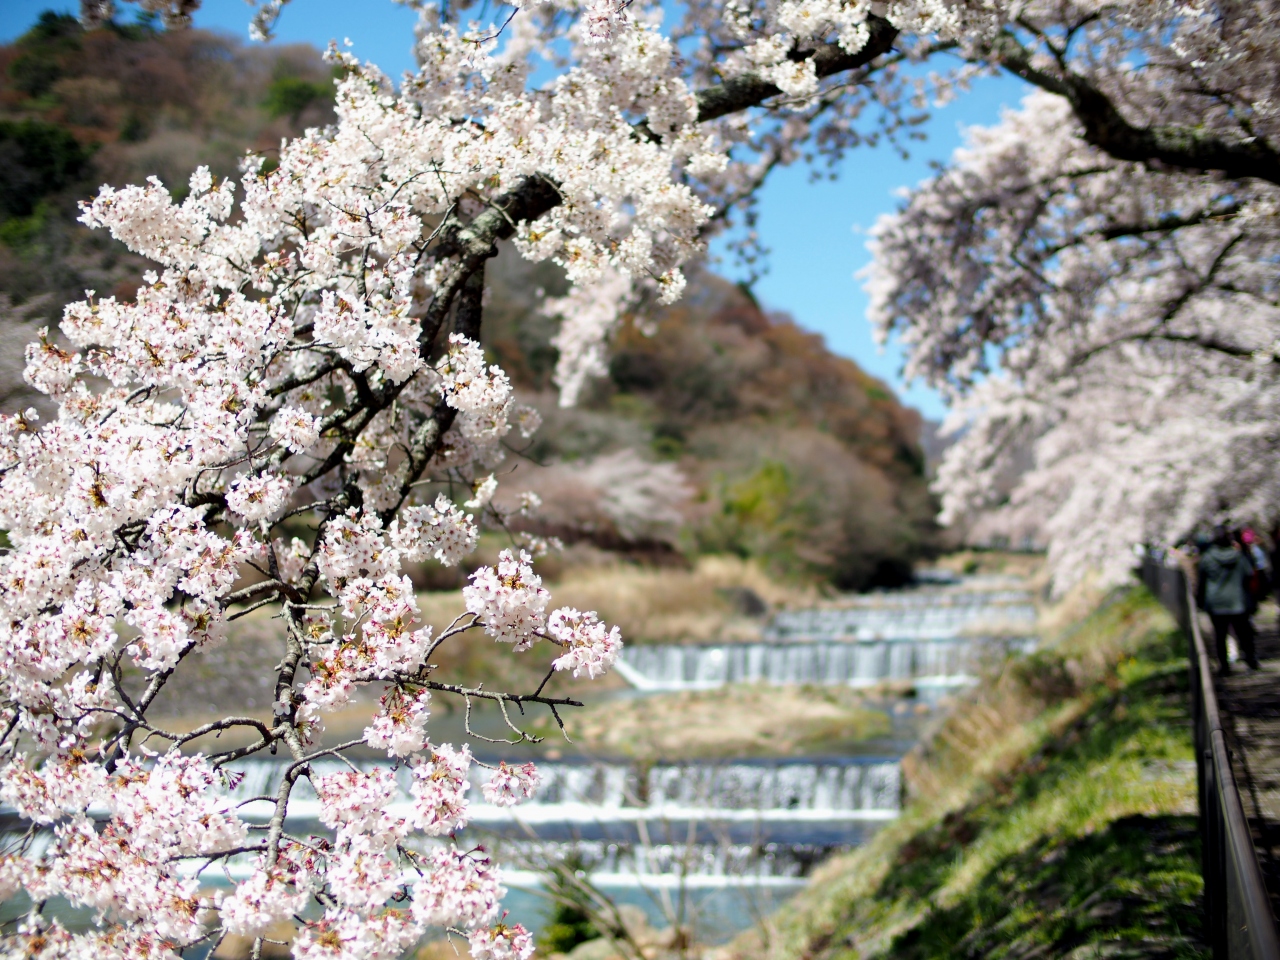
xmin=1191 ymin=526 xmax=1275 ymax=674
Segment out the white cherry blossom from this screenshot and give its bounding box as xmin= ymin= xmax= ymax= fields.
xmin=470 ymin=922 xmax=537 ymax=960
xmin=482 ymin=761 xmax=542 ymax=807
xmin=548 ymin=608 xmax=623 ymax=679
xmin=464 ymin=550 xmax=550 ymax=649
xmin=409 ymin=743 xmax=473 ymax=836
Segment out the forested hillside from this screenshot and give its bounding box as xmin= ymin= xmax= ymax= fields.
xmin=483 ymin=257 xmax=940 ymax=588
xmin=0 ymin=9 xmax=335 ymax=408
xmin=0 ymin=9 xmax=938 ymax=589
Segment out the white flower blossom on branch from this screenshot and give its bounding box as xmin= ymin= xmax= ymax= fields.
xmin=482 ymin=760 xmax=541 ymax=807
xmin=548 ymin=607 xmax=623 ymax=678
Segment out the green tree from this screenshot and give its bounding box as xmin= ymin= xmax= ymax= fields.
xmin=0 ymin=120 xmax=89 ymax=220
xmin=263 ymin=76 xmax=332 ymax=120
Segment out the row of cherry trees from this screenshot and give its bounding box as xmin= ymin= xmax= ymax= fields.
xmin=0 ymin=0 xmax=1273 ymax=956
xmin=866 ymin=4 xmax=1279 ymax=588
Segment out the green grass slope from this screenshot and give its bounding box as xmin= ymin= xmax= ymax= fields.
xmin=732 ymin=586 xmax=1206 ymax=960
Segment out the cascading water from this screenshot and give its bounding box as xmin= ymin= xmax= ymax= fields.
xmin=492 ymin=840 xmax=836 ymax=887
xmin=616 ymin=636 xmax=1036 ymax=690
xmin=619 ymin=576 xmax=1038 ymax=691
xmin=199 ymin=756 xmax=900 ymax=897
xmin=209 ymin=577 xmax=1031 ymax=895
xmin=766 ymin=594 xmax=1037 ymax=641
xmin=0 ymin=574 xmax=1038 ymax=944
xmin=226 ymin=756 xmax=898 ymax=832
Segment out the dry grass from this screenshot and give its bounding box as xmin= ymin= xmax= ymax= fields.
xmin=930 ymin=549 xmax=1046 ymax=585
xmin=547 ymin=555 xmax=817 ymax=644
xmin=418 ymin=555 xmax=818 ymax=647
xmin=541 ymin=684 xmax=894 ymax=760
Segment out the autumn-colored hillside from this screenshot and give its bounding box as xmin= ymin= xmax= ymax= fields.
xmin=0 ymin=10 xmax=333 ymax=334
xmin=482 ymin=259 xmax=940 ymax=589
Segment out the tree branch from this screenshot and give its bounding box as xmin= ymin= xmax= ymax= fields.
xmin=431 ymin=18 xmax=900 ymax=263
xmin=985 ymin=30 xmax=1280 ymax=185
xmin=691 ymin=17 xmax=899 ymax=125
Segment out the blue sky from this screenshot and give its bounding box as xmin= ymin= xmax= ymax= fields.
xmin=1 ymin=1 xmax=1027 ymax=419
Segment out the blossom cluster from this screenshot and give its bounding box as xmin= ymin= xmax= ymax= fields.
xmin=464 ymin=549 xmax=551 ymax=649
xmin=482 ymin=761 xmax=542 ymax=807
xmin=0 ymin=14 xmax=638 ymax=943
xmin=19 ymin=0 xmax=1269 ymax=950
xmin=548 ymin=608 xmax=624 ymax=680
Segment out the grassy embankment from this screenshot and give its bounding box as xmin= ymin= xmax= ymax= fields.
xmin=728 ymin=583 xmax=1206 ymax=960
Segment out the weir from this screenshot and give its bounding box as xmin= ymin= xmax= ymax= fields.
xmin=766 ymin=592 xmax=1037 ymax=642
xmin=493 ymin=839 xmax=837 ymax=887
xmin=215 ymin=757 xmax=901 ymax=885
xmin=0 ymin=577 xmax=1037 ymax=919
xmin=618 ymin=577 xmax=1038 ymax=691
xmin=228 ymin=757 xmax=900 ymax=822
xmin=616 ymin=635 xmax=1035 ymax=690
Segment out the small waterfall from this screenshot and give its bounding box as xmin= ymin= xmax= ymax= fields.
xmin=765 ymin=593 xmax=1037 ymax=642
xmin=617 ymin=579 xmax=1039 ymax=691
xmin=199 ymin=757 xmax=902 ymax=886
xmin=225 ymin=757 xmax=900 ymax=818
xmin=617 ymin=636 xmax=1036 ymax=691
xmin=492 ymin=839 xmax=833 ymax=886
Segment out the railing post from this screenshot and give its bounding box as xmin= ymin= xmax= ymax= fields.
xmin=1139 ymin=552 xmax=1280 ymax=959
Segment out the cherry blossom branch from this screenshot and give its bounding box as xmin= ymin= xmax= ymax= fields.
xmin=420 ymin=680 xmax=583 ymax=712
xmin=983 ymin=29 xmax=1280 ymax=185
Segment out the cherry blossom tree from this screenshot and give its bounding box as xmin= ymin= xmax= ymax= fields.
xmin=868 ymin=85 xmax=1280 ymax=588
xmin=1 ymin=0 xmax=901 ymax=949
xmin=2 ymin=0 xmax=1275 ymax=954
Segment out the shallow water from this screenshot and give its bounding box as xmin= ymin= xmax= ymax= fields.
xmin=0 ymin=573 xmax=1037 ymax=948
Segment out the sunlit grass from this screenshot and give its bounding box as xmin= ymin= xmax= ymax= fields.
xmin=731 ymin=585 xmax=1207 ymax=960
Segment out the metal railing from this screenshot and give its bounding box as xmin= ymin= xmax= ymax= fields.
xmin=1141 ymin=556 xmax=1280 ymax=959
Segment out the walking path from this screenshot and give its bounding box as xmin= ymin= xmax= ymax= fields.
xmin=1214 ymin=610 xmax=1280 ymax=921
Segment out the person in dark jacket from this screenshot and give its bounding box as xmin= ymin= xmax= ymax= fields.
xmin=1199 ymin=526 xmax=1259 ymax=673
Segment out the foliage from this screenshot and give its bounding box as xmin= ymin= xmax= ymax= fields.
xmin=8 ymin=13 xmax=82 ymax=97
xmin=0 ymin=119 xmax=90 ymax=219
xmin=263 ymin=75 xmax=332 ymax=119
xmin=714 ymin=461 xmax=797 ymax=553
xmin=485 ymin=266 xmax=939 ymax=587
xmin=538 ymin=855 xmax=607 ymax=955
xmin=447 ymin=252 xmax=941 ymax=584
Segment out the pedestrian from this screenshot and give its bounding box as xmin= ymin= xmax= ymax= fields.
xmin=1242 ymin=527 xmax=1270 ymax=612
xmin=1198 ymin=525 xmax=1260 ymax=673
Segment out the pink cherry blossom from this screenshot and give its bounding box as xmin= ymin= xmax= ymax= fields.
xmin=409 ymin=743 xmax=473 ymax=836
xmin=411 ymin=846 xmax=504 ymax=929
xmin=470 ymin=923 xmax=537 ymax=960
xmin=464 ymin=550 xmax=549 ymax=650
xmin=548 ymin=608 xmax=623 ymax=679
xmin=482 ymin=761 xmax=542 ymax=807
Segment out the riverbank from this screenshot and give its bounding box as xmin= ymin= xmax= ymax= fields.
xmin=726 ymin=584 xmax=1206 ymax=960
xmin=537 ymin=684 xmax=900 ymax=759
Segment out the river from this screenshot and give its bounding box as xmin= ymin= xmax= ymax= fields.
xmin=0 ymin=571 xmax=1037 ymax=948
